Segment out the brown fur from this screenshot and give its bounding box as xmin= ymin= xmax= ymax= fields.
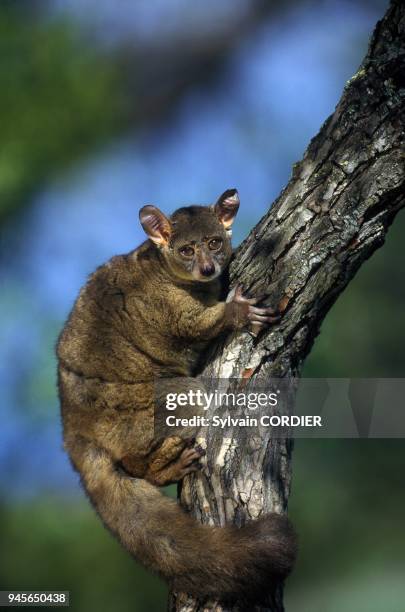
xmin=57 ymin=190 xmax=296 ymax=603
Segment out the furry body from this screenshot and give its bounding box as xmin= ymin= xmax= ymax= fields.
xmin=57 ymin=192 xmax=296 ymax=603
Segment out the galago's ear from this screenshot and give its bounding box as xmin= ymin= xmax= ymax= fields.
xmin=139 ymin=205 xmax=172 ymax=247
xmin=213 ymin=189 xmax=240 ymax=229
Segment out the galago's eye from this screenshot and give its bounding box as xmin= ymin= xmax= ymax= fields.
xmin=208 ymin=238 xmax=223 ymax=250
xmin=179 ymin=245 xmax=195 ymax=258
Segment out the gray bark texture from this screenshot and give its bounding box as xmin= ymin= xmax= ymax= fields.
xmin=169 ymin=1 xmax=404 ymax=610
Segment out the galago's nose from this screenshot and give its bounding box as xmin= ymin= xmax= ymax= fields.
xmin=200 ymin=263 xmax=215 ymax=277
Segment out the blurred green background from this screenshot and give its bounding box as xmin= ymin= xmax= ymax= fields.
xmin=1 ymin=1 xmax=404 ymax=611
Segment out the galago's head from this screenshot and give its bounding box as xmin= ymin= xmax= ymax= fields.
xmin=139 ymin=189 xmax=239 ymax=283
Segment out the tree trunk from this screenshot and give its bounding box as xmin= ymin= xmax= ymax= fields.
xmin=169 ymin=1 xmax=405 ymax=610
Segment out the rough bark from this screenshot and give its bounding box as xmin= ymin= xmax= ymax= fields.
xmin=169 ymin=2 xmax=404 ymax=610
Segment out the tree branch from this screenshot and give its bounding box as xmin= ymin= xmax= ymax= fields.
xmin=169 ymin=1 xmax=404 ymax=610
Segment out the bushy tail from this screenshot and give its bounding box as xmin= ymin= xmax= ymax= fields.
xmin=73 ymin=442 xmax=297 ymax=603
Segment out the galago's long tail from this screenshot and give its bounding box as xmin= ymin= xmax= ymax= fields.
xmin=74 ymin=442 xmax=297 ymax=603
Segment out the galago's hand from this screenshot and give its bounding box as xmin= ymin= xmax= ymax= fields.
xmin=225 ymin=284 xmax=281 ymax=337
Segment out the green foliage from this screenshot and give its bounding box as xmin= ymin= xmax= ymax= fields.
xmin=0 ymin=8 xmax=127 ymax=221
xmin=286 ymin=439 xmax=405 ymax=612
xmin=0 ymin=500 xmax=167 ymax=612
